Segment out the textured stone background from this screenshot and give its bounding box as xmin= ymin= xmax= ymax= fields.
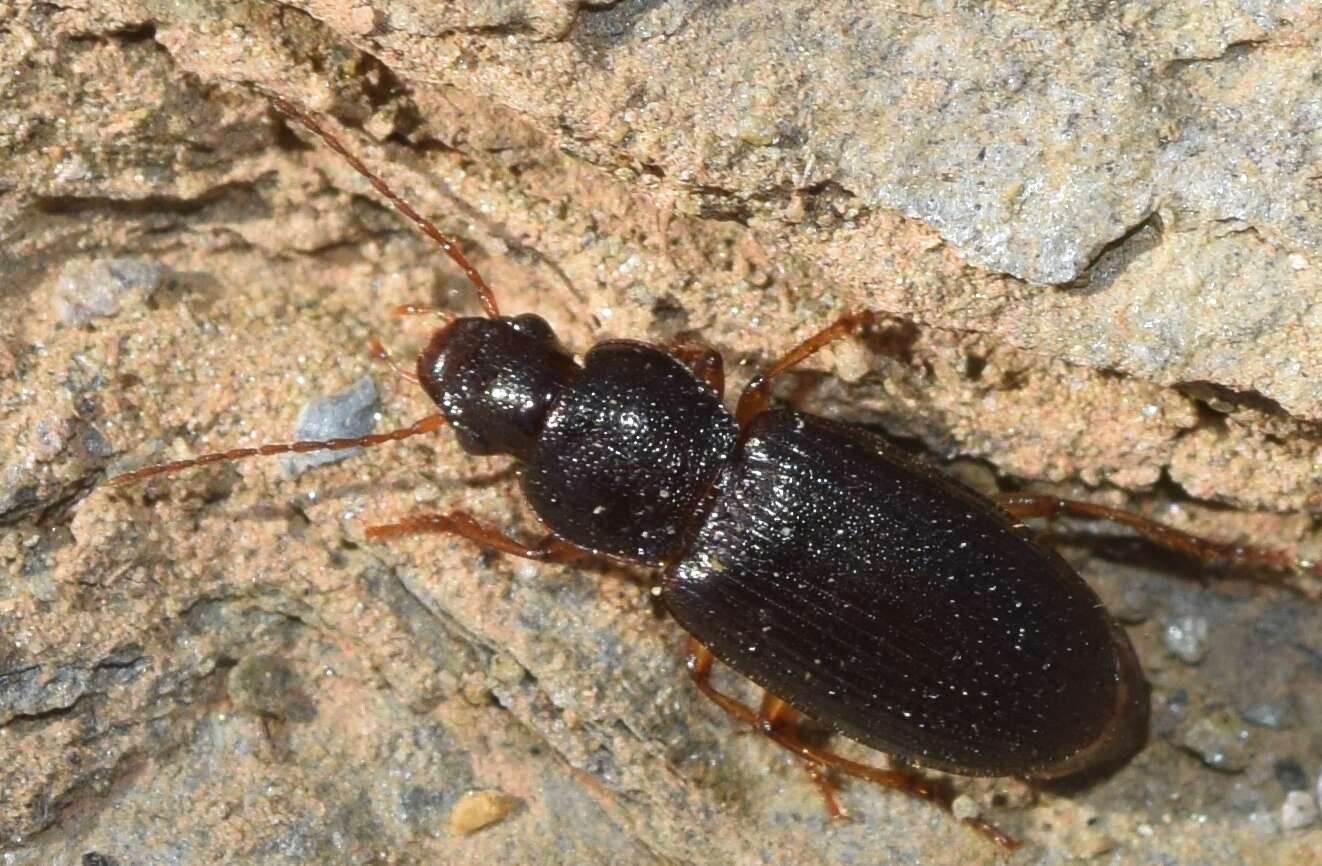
xmin=2 ymin=1 xmax=1320 ymax=864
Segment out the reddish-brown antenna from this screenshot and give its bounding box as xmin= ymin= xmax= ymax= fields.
xmin=107 ymin=100 xmax=503 ymax=488
xmin=271 ymin=97 xmax=501 ymax=318
xmin=109 ymin=415 xmax=446 ymax=486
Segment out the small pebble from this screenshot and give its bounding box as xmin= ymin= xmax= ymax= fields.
xmin=1066 ymin=827 xmax=1115 ymax=859
xmin=1178 ymin=708 xmax=1251 ymax=773
xmin=736 ymin=114 xmax=778 ymax=146
xmin=488 ymin=653 xmax=526 ymax=686
xmin=56 ymin=258 xmax=164 ymax=324
xmin=828 ymin=338 xmax=870 ymax=384
xmin=1239 ymin=701 xmax=1290 ymax=729
xmin=1110 ymin=588 xmax=1154 ymax=625
xmin=1162 ymin=614 xmax=1209 ymax=664
xmin=79 ymin=424 xmax=115 ymax=459
xmin=280 ymin=376 xmax=379 ymax=478
xmin=951 ymin=794 xmax=981 ymax=821
xmin=1280 ymin=790 xmax=1318 ymax=830
xmin=459 ymin=673 xmax=490 ymax=706
xmin=448 ymin=789 xmax=520 ymax=835
xmin=364 ymin=109 xmax=398 ymax=141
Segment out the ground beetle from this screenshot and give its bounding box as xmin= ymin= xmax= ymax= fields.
xmin=111 ymin=99 xmax=1318 ymax=849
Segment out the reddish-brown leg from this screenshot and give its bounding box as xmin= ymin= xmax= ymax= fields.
xmin=685 ymin=638 xmax=1018 ymax=849
xmin=368 ymin=336 xmax=421 ymax=385
xmin=758 ymin=692 xmax=848 ymax=820
xmin=669 ymin=343 xmax=726 ymax=397
xmin=371 ymin=303 xmax=458 ymax=386
xmin=109 ymin=414 xmax=447 ymax=487
xmin=366 ymin=509 xmax=585 ymax=563
xmin=998 ymin=493 xmax=1319 ymax=578
xmin=736 ymin=311 xmax=875 ymax=428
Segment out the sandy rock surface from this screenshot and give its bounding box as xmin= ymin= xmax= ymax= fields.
xmin=2 ymin=2 xmax=1320 ymax=865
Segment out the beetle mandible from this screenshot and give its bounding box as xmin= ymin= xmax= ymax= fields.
xmin=110 ymin=98 xmax=1319 ymax=849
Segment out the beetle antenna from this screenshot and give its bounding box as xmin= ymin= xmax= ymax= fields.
xmin=108 ymin=414 xmax=446 ymax=487
xmin=271 ymin=97 xmax=501 ymax=318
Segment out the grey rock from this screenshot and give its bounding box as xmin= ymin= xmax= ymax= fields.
xmin=1163 ymin=614 xmax=1211 ymax=664
xmin=55 ymin=258 xmax=163 ymax=324
xmin=1240 ymin=701 xmax=1292 ymax=730
xmin=279 ymin=376 xmax=380 ymax=478
xmin=1179 ymin=708 xmax=1253 ymax=773
xmin=0 ymin=665 xmax=90 ymax=725
xmin=455 ymin=2 xmax=1318 ymax=290
xmin=1279 ymin=790 xmax=1318 ymax=831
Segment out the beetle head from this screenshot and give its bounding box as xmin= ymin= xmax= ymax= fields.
xmin=418 ymin=314 xmax=580 ymax=460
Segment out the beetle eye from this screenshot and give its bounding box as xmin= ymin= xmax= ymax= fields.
xmin=511 ymin=313 xmax=554 ymax=341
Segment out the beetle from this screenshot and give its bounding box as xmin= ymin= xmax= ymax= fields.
xmin=110 ymin=98 xmax=1318 ymax=849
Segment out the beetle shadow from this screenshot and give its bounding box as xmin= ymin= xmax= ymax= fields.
xmin=1035 ymin=667 xmax=1153 ymax=796
xmin=1033 ymin=720 xmax=1153 ymax=796
xmin=1033 ymin=530 xmax=1300 ymax=593
xmin=1037 ymin=532 xmax=1208 ymax=580
xmin=1035 ymin=754 xmax=1144 ymax=796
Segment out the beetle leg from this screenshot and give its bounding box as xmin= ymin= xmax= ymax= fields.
xmin=365 ymin=510 xmax=585 ymax=563
xmin=684 ymin=638 xmax=1018 ymax=849
xmin=368 ymin=304 xmax=457 ymax=387
xmin=997 ymin=493 xmax=1319 ymax=578
xmin=685 ymin=638 xmax=755 ymax=720
xmin=669 ymin=343 xmax=725 ymax=397
xmin=757 ymin=693 xmax=849 ymax=820
xmin=736 ymin=311 xmax=875 ymax=428
xmin=367 ymin=335 xmax=421 ymax=385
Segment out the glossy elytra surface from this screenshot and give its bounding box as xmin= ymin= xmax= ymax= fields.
xmin=665 ymin=408 xmax=1148 ymax=778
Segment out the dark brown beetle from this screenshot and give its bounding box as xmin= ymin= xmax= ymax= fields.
xmin=111 ymin=99 xmax=1319 ymax=849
